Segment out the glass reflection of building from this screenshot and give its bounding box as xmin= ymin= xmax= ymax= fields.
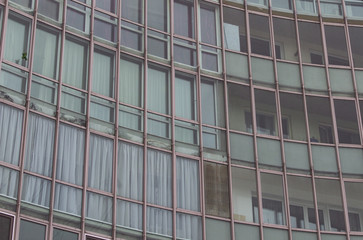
xmin=0 ymin=0 xmax=363 ymax=239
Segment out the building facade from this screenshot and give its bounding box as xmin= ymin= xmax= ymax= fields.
xmin=0 ymin=0 xmax=363 ymax=239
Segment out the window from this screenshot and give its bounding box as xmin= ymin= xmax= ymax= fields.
xmin=223 ymin=7 xmax=247 ymax=53
xmin=66 ymin=0 xmax=91 ymax=34
xmin=122 ymin=0 xmax=143 ymax=23
xmin=253 ymin=197 xmax=284 ymax=225
xmin=38 ymin=0 xmax=62 ymax=22
xmin=175 ymin=74 xmax=196 ymax=120
xmin=4 ymin=12 xmax=31 ymax=67
xmin=92 ymin=47 xmax=115 ymax=98
xmin=174 ymin=0 xmax=194 ymax=38
xmin=0 ymin=214 xmax=12 ymax=240
xmin=53 ymin=228 xmax=78 ymax=240
xmin=19 ymin=220 xmax=46 ymax=240
xmin=319 ymin=125 xmax=334 ymax=144
xmin=148 ymin=0 xmax=168 ymax=32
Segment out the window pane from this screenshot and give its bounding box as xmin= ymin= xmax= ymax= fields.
xmin=147 ymin=66 xmax=169 ymax=114
xmin=53 ymin=228 xmax=78 ymax=240
xmin=175 ymin=73 xmax=196 ymax=120
xmin=223 ymin=7 xmax=246 ymax=52
xmin=33 ymin=24 xmax=59 ymax=79
xmin=4 ymin=12 xmax=31 ymax=67
xmin=201 ymin=79 xmax=225 ymax=127
xmin=174 ymin=0 xmax=194 ymax=38
xmin=94 ymin=11 xmax=117 ymax=42
xmin=273 ymin=17 xmax=298 ymax=61
xmin=299 ymin=22 xmax=324 ymax=64
xmin=349 ymin=26 xmax=363 ymax=68
xmin=325 ymin=26 xmax=349 ymax=66
xmin=254 ymin=89 xmax=277 ymax=136
xmin=88 ymin=134 xmax=113 ymax=192
xmin=228 ymin=83 xmax=251 ymax=133
xmin=119 ymin=57 xmax=142 ymax=107
xmin=0 ymin=215 xmax=12 ymax=240
xmin=176 ymin=157 xmax=200 ymax=211
xmin=92 ymin=48 xmax=115 ymax=97
xmin=19 ymin=220 xmax=46 ymax=240
xmin=200 ymin=5 xmax=217 ymax=45
xmin=306 ymin=96 xmax=334 ymax=143
xmin=334 ymin=100 xmax=360 ymax=144
xmin=148 ymin=0 xmax=167 ymax=32
xmin=38 ymin=0 xmax=61 ymax=22
xmin=122 ymin=0 xmax=142 ymax=23
xmin=345 ymin=182 xmax=363 ymax=231
xmin=62 ymin=37 xmax=88 ymax=89
xmin=204 ymin=162 xmax=230 ymax=218
xmin=232 ymin=167 xmax=257 ymax=222
xmin=249 ymin=14 xmax=270 ymax=56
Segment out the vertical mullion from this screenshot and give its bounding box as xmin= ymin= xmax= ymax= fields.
xmin=143 ymin=0 xmax=148 ymax=239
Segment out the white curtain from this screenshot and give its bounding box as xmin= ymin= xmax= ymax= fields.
xmin=0 ymin=103 xmax=23 ymax=166
xmin=117 ymin=141 xmax=143 ymax=201
xmin=147 ymin=67 xmax=168 ymax=114
xmin=54 ymin=183 xmax=82 ymax=216
xmin=117 ymin=200 xmax=142 ymax=230
xmin=88 ymin=134 xmax=113 ymax=192
xmin=33 ymin=26 xmax=58 ymax=79
xmin=24 ymin=113 xmax=55 ymax=177
xmin=22 ymin=174 xmax=51 ymax=207
xmin=119 ymin=58 xmax=142 ymax=107
xmin=176 ymin=157 xmax=200 ymax=211
xmin=147 ymin=207 xmax=172 ymax=237
xmin=0 ymin=166 xmax=18 ymax=199
xmin=56 ymin=123 xmax=85 ymax=186
xmin=86 ymin=192 xmax=113 ymax=223
xmin=176 ymin=213 xmax=202 ymax=240
xmin=175 ymin=76 xmax=194 ymax=120
xmin=62 ymin=38 xmax=87 ymax=89
xmin=92 ymin=50 xmax=114 ymax=97
xmin=147 ymin=149 xmax=171 ymax=207
xmin=4 ymin=14 xmax=29 ymax=66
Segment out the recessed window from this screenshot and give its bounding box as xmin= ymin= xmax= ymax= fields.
xmin=0 ymin=214 xmax=12 ymax=240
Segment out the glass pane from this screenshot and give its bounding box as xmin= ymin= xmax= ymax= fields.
xmin=277 ymin=62 xmax=301 ymax=90
xmin=315 ymin=178 xmax=344 ymax=231
xmin=38 ymin=0 xmax=62 ymax=21
xmin=340 ymin=148 xmax=363 ymax=177
xmin=296 ymin=0 xmax=317 ymax=14
xmin=176 ymin=213 xmax=202 ymax=240
xmin=148 ymin=0 xmax=167 ymax=32
xmin=257 ymin=138 xmax=282 ymax=168
xmin=306 ymin=96 xmax=334 ymax=143
xmin=22 ymin=174 xmax=51 ymax=207
xmin=251 ymin=57 xmax=274 ymax=85
xmin=30 ymin=75 xmax=58 ymax=116
xmin=334 ymin=100 xmax=360 ymax=144
xmin=88 ymin=134 xmax=114 ymax=192
xmin=299 ymin=22 xmax=323 ymax=64
xmin=148 ymin=30 xmax=169 ymax=59
xmin=201 ymin=78 xmax=225 ymax=127
xmin=320 ymin=0 xmax=342 ymax=17
xmin=92 ymin=48 xmax=115 ymax=97
xmin=345 ymin=182 xmax=363 ymax=231
xmin=271 ymin=0 xmax=292 ymax=10
xmin=325 ymin=26 xmax=349 ymax=66
xmin=263 ymin=228 xmax=288 ymax=240
xmin=0 ymin=215 xmax=12 ymax=240
xmin=174 ymin=38 xmax=196 ymax=66
xmin=119 ymin=56 xmax=142 ymax=107
xmin=175 ymin=73 xmax=196 ymax=120
xmin=117 ymin=200 xmax=143 ymax=231
xmin=284 ymin=142 xmax=310 ymax=171
xmin=122 ymin=0 xmax=142 ymax=23
xmin=312 ymin=145 xmax=338 ymax=174
xmin=254 ymin=89 xmax=277 ymax=136
xmin=280 ymin=92 xmax=306 ymax=141
xmin=4 ymin=12 xmax=31 ymax=67
xmin=147 ymin=66 xmax=169 ymax=114
xmin=19 ymin=220 xmax=46 ymax=240
xmin=200 ymin=5 xmax=218 ymax=45
xmin=230 ymin=133 xmax=255 ymax=165
xmin=146 ymin=207 xmax=172 ymax=237
xmin=147 ymin=149 xmax=172 ymax=207
xmin=292 ymin=231 xmax=317 ymax=240
xmin=349 ymin=26 xmax=363 ymax=68
xmin=273 ymin=17 xmax=298 ymax=61
xmin=96 ymin=0 xmax=117 ymax=13
xmin=0 ymin=166 xmax=19 ymax=199
xmin=86 ymin=192 xmax=113 ymax=223
xmin=225 ymin=52 xmax=249 ymax=82
xmin=54 ymin=183 xmax=82 ymax=216
xmin=206 ymin=218 xmax=231 ymax=240
xmin=249 ymin=14 xmax=270 ymax=56
xmin=259 ymin=173 xmax=286 ymax=225
xmin=62 ymin=36 xmax=88 ymax=89
xmin=204 ymin=162 xmax=230 ymax=218
xmin=329 ymin=68 xmax=353 ymax=96
xmin=228 ymin=83 xmax=251 ymax=132
xmin=223 ymin=7 xmax=246 ymax=52
xmin=174 ymin=0 xmax=194 ymax=38
xmin=287 ymin=176 xmax=315 ymax=229
xmin=303 ymin=65 xmax=327 ymax=93
xmin=235 ymin=224 xmax=260 ymax=240
xmin=66 ymin=0 xmax=91 ymax=34
xmin=53 ymin=228 xmax=78 ymax=240
xmin=94 ymin=11 xmax=117 ymax=42
xmin=232 ymin=167 xmax=257 ymax=222
xmin=176 ymin=157 xmax=200 ymax=211
xmin=33 ymin=24 xmax=59 ymax=79
xmin=121 ymin=21 xmax=143 ymax=52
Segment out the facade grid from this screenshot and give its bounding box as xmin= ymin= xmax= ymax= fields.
xmin=0 ymin=0 xmax=363 ymax=239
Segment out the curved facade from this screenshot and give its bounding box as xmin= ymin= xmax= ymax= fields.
xmin=0 ymin=0 xmax=363 ymax=239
